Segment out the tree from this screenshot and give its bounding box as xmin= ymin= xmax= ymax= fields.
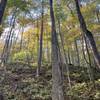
xmin=37 ymin=0 xmax=44 ymax=76
xmin=0 ymin=0 xmax=7 ymax=24
xmin=75 ymin=0 xmax=100 ymax=69
xmin=0 ymin=0 xmax=7 ymax=37
xmin=49 ymin=0 xmax=65 ymax=100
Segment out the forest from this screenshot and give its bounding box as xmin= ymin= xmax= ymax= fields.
xmin=0 ymin=0 xmax=100 ymax=100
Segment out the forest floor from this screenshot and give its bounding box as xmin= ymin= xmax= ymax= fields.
xmin=0 ymin=62 xmax=100 ymax=100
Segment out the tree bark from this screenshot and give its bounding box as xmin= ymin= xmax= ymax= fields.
xmin=75 ymin=0 xmax=100 ymax=69
xmin=58 ymin=19 xmax=71 ymax=89
xmin=49 ymin=0 xmax=65 ymax=100
xmin=74 ymin=39 xmax=80 ymax=66
xmin=68 ymin=48 xmax=71 ymax=65
xmin=0 ymin=0 xmax=7 ymax=24
xmin=37 ymin=1 xmax=44 ymax=76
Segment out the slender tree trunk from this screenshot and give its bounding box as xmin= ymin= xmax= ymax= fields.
xmin=49 ymin=0 xmax=65 ymax=100
xmin=0 ymin=0 xmax=7 ymax=24
xmin=1 ymin=12 xmax=16 ymax=66
xmin=71 ymin=45 xmax=75 ymax=65
xmin=20 ymin=26 xmax=24 ymax=51
xmin=37 ymin=1 xmax=44 ymax=76
xmin=82 ymin=36 xmax=95 ymax=87
xmin=96 ymin=10 xmax=100 ymax=22
xmin=58 ymin=19 xmax=71 ymax=89
xmin=68 ymin=48 xmax=71 ymax=65
xmin=74 ymin=39 xmax=80 ymax=66
xmin=75 ymin=0 xmax=100 ymax=69
xmin=46 ymin=28 xmax=50 ymax=63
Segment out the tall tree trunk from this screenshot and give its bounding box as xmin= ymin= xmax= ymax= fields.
xmin=1 ymin=12 xmax=16 ymax=66
xmin=96 ymin=9 xmax=100 ymax=22
xmin=58 ymin=19 xmax=71 ymax=89
xmin=46 ymin=28 xmax=50 ymax=63
xmin=68 ymin=48 xmax=71 ymax=65
xmin=0 ymin=0 xmax=7 ymax=37
xmin=49 ymin=0 xmax=65 ymax=100
xmin=81 ymin=36 xmax=95 ymax=87
xmin=20 ymin=26 xmax=24 ymax=51
xmin=75 ymin=0 xmax=100 ymax=69
xmin=74 ymin=39 xmax=80 ymax=66
xmin=0 ymin=0 xmax=7 ymax=24
xmin=37 ymin=1 xmax=44 ymax=76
